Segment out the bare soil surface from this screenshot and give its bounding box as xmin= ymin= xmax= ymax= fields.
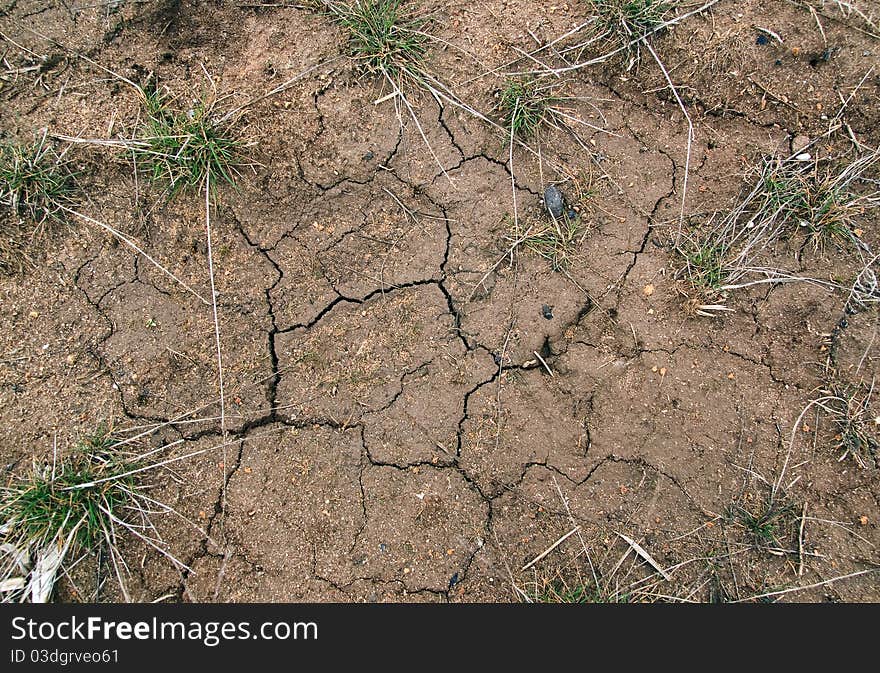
xmin=2 ymin=0 xmax=879 ymax=602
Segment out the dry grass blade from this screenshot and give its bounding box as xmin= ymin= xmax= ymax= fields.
xmin=521 ymin=526 xmax=581 ymax=571
xmin=203 ymin=174 xmax=229 ymax=522
xmin=643 ymin=39 xmax=692 ymax=247
xmin=733 ymin=568 xmax=877 ymax=602
xmin=616 ymin=531 xmax=672 ymax=581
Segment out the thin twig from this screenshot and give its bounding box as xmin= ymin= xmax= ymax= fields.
xmin=521 ymin=526 xmax=581 ymax=571
xmin=644 ymin=40 xmax=692 ymax=247
xmin=533 ymin=350 xmax=554 ymax=377
xmin=203 ymin=175 xmax=228 ymax=521
xmin=733 ymin=569 xmax=876 ymax=602
xmin=616 ymin=531 xmax=672 ymax=581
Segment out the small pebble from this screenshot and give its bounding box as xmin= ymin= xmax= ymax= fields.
xmin=541 ymin=304 xmax=554 ymax=320
xmin=543 ymin=185 xmax=565 ymax=219
xmin=792 ymin=135 xmax=810 ymax=153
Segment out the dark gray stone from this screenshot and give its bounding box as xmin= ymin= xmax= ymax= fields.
xmin=544 ymin=185 xmax=565 ymax=219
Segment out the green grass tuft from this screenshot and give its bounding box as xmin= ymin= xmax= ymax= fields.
xmin=727 ymin=497 xmax=797 ymax=549
xmin=591 ymin=0 xmax=678 ymax=68
xmin=317 ymin=0 xmax=432 ymax=85
xmin=132 ymin=86 xmax=245 ymax=197
xmin=681 ymin=241 xmax=725 ymax=291
xmin=534 ymin=577 xmax=630 ymax=603
xmin=496 ymin=78 xmax=557 ymax=140
xmin=821 ymin=382 xmax=879 ymax=469
xmin=520 ymin=212 xmax=586 ymax=271
xmin=676 ymin=149 xmax=880 ymax=316
xmin=0 ymin=132 xmax=76 ymax=226
xmin=0 ymin=425 xmax=180 ymax=602
xmin=1 ymin=427 xmax=136 ymax=556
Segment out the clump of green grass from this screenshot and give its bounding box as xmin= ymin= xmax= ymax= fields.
xmin=496 ymin=78 xmax=557 ymax=140
xmin=495 ymin=76 xmax=609 ymax=151
xmin=0 ymin=131 xmax=76 ymax=227
xmin=758 ymin=158 xmax=872 ymax=251
xmin=132 ymin=86 xmax=245 ymax=197
xmin=676 ymin=148 xmax=880 ymax=317
xmin=316 ymin=0 xmax=432 ymax=86
xmin=533 ymin=575 xmax=631 ymax=603
xmin=313 ymin=1 xmax=474 ymax=179
xmin=7 ymin=454 xmax=131 ymax=552
xmin=727 ymin=495 xmax=797 ymax=551
xmin=0 ymin=426 xmax=180 ymax=603
xmin=814 ymin=382 xmax=879 ymax=469
xmin=681 ymin=240 xmax=725 ymax=292
xmin=590 ymin=0 xmax=677 ymax=69
xmin=515 ymin=212 xmax=587 ymax=271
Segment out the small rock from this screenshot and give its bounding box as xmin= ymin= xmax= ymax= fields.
xmin=565 ymin=208 xmax=577 ymax=220
xmin=541 ymin=304 xmax=554 ymax=320
xmin=543 ymin=185 xmax=565 ymax=219
xmin=792 ymin=135 xmax=810 ymax=153
xmin=810 ymin=47 xmax=835 ymax=65
xmin=643 ymin=284 xmax=655 ymax=297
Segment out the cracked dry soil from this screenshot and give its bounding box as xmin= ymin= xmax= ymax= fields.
xmin=1 ymin=0 xmax=879 ymax=602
